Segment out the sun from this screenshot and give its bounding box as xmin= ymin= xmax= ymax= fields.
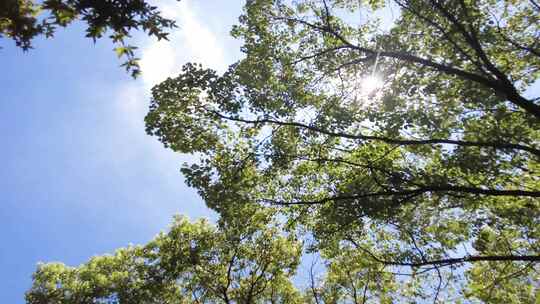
xmin=360 ymin=75 xmax=384 ymax=95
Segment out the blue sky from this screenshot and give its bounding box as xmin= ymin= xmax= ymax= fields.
xmin=0 ymin=1 xmax=243 ymax=302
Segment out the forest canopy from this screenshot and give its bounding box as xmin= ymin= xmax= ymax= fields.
xmin=28 ymin=0 xmax=540 ymax=303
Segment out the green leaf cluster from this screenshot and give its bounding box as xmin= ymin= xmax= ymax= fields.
xmin=0 ymin=0 xmax=178 ymax=77
xmin=26 ymin=210 xmax=303 ymax=303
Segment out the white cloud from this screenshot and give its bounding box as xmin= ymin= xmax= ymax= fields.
xmin=139 ymin=0 xmax=227 ymax=90
xmin=138 ymin=40 xmax=177 ymax=90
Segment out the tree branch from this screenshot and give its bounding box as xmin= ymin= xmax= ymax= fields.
xmin=262 ymin=186 xmax=540 ymax=206
xmin=210 ymin=111 xmax=540 ymax=157
xmin=349 ymin=240 xmax=540 ymax=268
xmin=276 ymin=12 xmax=540 ymax=118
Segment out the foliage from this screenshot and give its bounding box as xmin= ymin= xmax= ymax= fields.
xmin=26 ymin=209 xmax=303 ymax=303
xmin=144 ymin=0 xmax=540 ymax=302
xmin=0 ymin=0 xmax=177 ymax=77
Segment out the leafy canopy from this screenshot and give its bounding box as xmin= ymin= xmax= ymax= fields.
xmin=0 ymin=0 xmax=177 ymax=77
xmin=144 ymin=0 xmax=540 ymax=302
xmin=26 ymin=210 xmax=303 ymax=304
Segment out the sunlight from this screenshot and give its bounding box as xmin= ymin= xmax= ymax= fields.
xmin=360 ymin=74 xmax=384 ymax=95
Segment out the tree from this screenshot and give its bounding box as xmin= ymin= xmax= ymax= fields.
xmin=0 ymin=0 xmax=177 ymax=77
xmin=26 ymin=209 xmax=303 ymax=303
xmin=144 ymin=0 xmax=540 ymax=302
